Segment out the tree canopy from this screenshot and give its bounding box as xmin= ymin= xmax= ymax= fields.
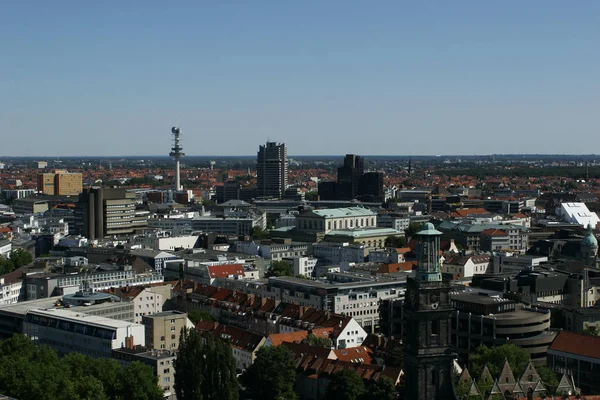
xmin=187 ymin=310 xmax=215 ymax=325
xmin=325 ymin=369 xmax=366 ymax=400
xmin=266 ymin=260 xmax=293 ymax=278
xmin=241 ymin=345 xmax=297 ymax=400
xmin=301 ymin=333 xmax=332 ymax=348
xmin=384 ymin=346 xmax=404 ymax=369
xmin=174 ymin=327 xmax=238 ymax=400
xmin=0 ymin=334 xmax=163 ymax=400
xmin=384 ymin=235 xmax=406 ymax=248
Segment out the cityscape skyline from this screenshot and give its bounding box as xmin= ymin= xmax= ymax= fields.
xmin=2 ymin=1 xmax=600 ymax=157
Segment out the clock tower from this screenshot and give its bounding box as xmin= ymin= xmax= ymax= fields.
xmin=403 ymin=222 xmax=457 ymax=400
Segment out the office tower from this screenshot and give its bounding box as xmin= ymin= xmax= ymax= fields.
xmin=256 ymin=141 xmax=288 ymax=198
xmin=403 ymin=223 xmax=457 ymax=400
xmin=337 ymin=154 xmax=364 ymax=200
xmin=358 ymin=172 xmax=384 ymax=202
xmin=37 ymin=170 xmax=83 ymax=196
xmin=74 ymin=188 xmax=147 ymax=240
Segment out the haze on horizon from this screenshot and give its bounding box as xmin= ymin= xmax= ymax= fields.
xmin=1 ymin=1 xmax=599 ymax=157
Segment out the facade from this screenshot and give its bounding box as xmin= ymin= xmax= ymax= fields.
xmin=403 ymin=223 xmax=457 ymax=400
xmin=131 ymin=232 xmax=198 ymax=251
xmin=286 ymin=256 xmax=318 ymax=277
xmin=75 ymin=188 xmax=148 ymax=239
xmin=142 ymin=310 xmax=190 ymax=350
xmin=556 ymin=202 xmax=600 ymax=228
xmin=377 ymin=212 xmax=411 ymax=232
xmin=296 ymin=207 xmax=377 ymax=235
xmin=441 ymin=254 xmax=490 ymax=279
xmin=23 ymin=308 xmax=145 ymax=358
xmin=256 ymin=141 xmax=288 ymax=198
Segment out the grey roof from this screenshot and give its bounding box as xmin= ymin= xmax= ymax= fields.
xmin=325 ymin=228 xmax=402 ymax=238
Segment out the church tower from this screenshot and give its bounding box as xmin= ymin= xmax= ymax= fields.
xmin=580 ymin=223 xmax=598 ymax=267
xmin=403 ymin=223 xmax=457 ymax=400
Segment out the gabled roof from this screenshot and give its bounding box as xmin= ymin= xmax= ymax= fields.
xmin=481 ymin=228 xmax=509 ymax=237
xmin=519 ymin=361 xmax=543 ymax=393
xmin=556 ymin=372 xmax=578 ymax=395
xmin=333 ymin=346 xmax=373 ymax=364
xmin=497 ymin=359 xmax=516 ymax=393
xmin=458 ymin=368 xmax=472 ymax=384
xmin=467 ymin=380 xmax=482 ymax=397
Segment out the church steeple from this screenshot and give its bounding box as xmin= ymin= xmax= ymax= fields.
xmin=403 ymin=222 xmax=457 ymax=400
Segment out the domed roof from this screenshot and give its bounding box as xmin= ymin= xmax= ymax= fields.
xmin=581 ymin=224 xmax=598 ymax=248
xmin=417 ymin=222 xmax=442 ymax=236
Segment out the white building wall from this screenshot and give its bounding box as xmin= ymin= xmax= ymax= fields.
xmin=336 ymin=318 xmax=367 ymax=349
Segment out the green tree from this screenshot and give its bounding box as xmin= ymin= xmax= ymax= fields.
xmin=325 ymin=369 xmax=366 ymax=400
xmin=301 ymin=333 xmax=332 ymax=348
xmin=9 ymin=249 xmax=33 ymax=268
xmin=477 ymin=371 xmax=493 ymax=398
xmin=537 ymin=365 xmax=559 ymax=395
xmin=241 ymin=346 xmax=297 ymax=400
xmin=251 ymin=226 xmax=269 ymax=240
xmin=583 ymin=325 xmax=599 ymax=336
xmin=454 ymin=378 xmax=472 ymax=399
xmin=266 ymin=260 xmax=293 ymax=278
xmin=121 ymin=361 xmax=164 ymax=400
xmin=384 ymin=235 xmax=407 ymax=248
xmin=404 ymin=222 xmax=424 ymax=238
xmin=175 ymin=328 xmax=238 ymax=400
xmin=384 ymin=346 xmax=404 ymax=369
xmin=469 ymin=344 xmax=530 ymax=380
xmin=0 ymin=256 xmax=15 ymax=275
xmin=366 ymin=376 xmax=397 ymax=400
xmin=187 ymin=309 xmax=215 ymax=325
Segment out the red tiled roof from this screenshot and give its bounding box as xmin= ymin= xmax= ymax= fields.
xmin=451 ymin=208 xmax=490 ymax=218
xmin=207 ymin=264 xmax=245 ymax=279
xmin=481 ymin=228 xmax=509 ymax=237
xmin=333 ymin=346 xmax=374 ymax=364
xmin=549 ymin=330 xmax=600 ymax=359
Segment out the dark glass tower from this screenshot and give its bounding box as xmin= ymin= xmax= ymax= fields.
xmin=256 ymin=142 xmax=288 ymax=198
xmin=403 ymin=223 xmax=457 ymax=400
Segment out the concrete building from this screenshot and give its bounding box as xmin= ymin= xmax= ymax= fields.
xmin=23 ymin=308 xmax=145 ymax=358
xmin=11 ymin=198 xmax=49 ymax=214
xmin=75 ymin=188 xmax=148 ymax=239
xmin=377 ymin=212 xmax=411 ymax=232
xmin=142 ymin=310 xmax=191 ymax=350
xmin=286 ymin=256 xmax=318 ymax=277
xmin=450 ymin=291 xmax=556 ymax=364
xmin=0 ymin=269 xmax=25 ymax=305
xmin=256 ymin=141 xmax=288 ymax=199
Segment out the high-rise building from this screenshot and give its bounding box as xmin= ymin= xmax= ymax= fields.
xmin=318 ymin=154 xmax=383 ymax=202
xmin=256 ymin=141 xmax=287 ymax=198
xmin=403 ymin=223 xmax=457 ymax=400
xmin=74 ymin=188 xmax=148 ymax=239
xmin=37 ymin=170 xmax=83 ymax=196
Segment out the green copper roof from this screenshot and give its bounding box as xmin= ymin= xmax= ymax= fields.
xmin=416 ymin=222 xmax=442 ymax=236
xmin=581 ymin=223 xmax=598 ymax=248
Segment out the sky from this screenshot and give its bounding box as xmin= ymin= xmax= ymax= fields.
xmin=1 ymin=1 xmax=599 ymax=157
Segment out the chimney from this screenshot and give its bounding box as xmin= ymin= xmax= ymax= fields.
xmin=125 ymin=335 xmax=134 ymax=350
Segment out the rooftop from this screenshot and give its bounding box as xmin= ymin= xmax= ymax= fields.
xmin=311 ymin=207 xmax=376 ymax=218
xmin=26 ymin=308 xmax=140 ymax=330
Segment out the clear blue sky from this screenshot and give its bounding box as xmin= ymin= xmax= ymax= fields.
xmin=1 ymin=1 xmax=599 ymax=157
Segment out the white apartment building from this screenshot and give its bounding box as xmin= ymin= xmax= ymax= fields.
xmin=23 ymin=308 xmax=145 ymax=358
xmin=0 ymin=240 xmax=11 ymax=257
xmin=0 ymin=271 xmax=25 ymax=305
xmin=287 ymin=256 xmax=318 ymax=277
xmin=442 ymin=254 xmax=491 ymax=278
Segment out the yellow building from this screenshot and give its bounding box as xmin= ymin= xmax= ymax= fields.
xmin=37 ymin=173 xmax=55 ymax=195
xmin=36 ymin=171 xmax=83 ymax=196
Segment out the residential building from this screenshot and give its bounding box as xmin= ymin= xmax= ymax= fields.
xmin=107 ymin=285 xmax=170 ymax=324
xmin=142 ymin=310 xmax=190 ymax=350
xmin=285 ymin=256 xmax=318 ymax=277
xmin=256 ymin=141 xmax=288 ymax=198
xmin=377 ymin=212 xmax=411 ymax=232
xmin=441 ymin=254 xmax=490 ymax=279
xmin=312 ymin=242 xmax=369 ymax=265
xmin=0 ymin=269 xmax=25 ymax=305
xmin=23 ymin=308 xmax=145 ymax=358
xmin=197 ymin=322 xmax=266 ymax=371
